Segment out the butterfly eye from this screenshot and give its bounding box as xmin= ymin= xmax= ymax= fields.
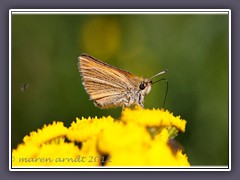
xmin=139 ymin=82 xmax=146 ymax=90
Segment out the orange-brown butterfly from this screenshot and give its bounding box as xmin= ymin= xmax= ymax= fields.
xmin=78 ymin=53 xmax=167 ymax=109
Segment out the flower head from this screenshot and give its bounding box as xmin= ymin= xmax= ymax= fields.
xmin=12 ymin=107 xmax=189 ymax=167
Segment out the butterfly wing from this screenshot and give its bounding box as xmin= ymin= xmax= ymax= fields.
xmin=78 ymin=53 xmax=143 ymax=108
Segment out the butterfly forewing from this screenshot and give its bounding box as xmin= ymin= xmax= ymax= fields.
xmin=78 ymin=54 xmax=143 ymax=108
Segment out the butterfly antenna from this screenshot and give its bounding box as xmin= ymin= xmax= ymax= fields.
xmin=149 ymin=69 xmax=168 ymax=80
xmin=152 ymin=78 xmax=168 ymax=108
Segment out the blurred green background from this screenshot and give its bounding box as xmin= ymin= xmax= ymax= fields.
xmin=11 ymin=14 xmax=229 ymax=166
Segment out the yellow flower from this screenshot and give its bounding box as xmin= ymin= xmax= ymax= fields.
xmin=98 ymin=122 xmax=152 ymax=154
xmin=12 ymin=107 xmax=190 ymax=167
xmin=67 ymin=116 xmax=114 ymax=142
xmin=146 ymin=129 xmax=189 ymax=166
xmin=12 ymin=143 xmax=40 ymax=166
xmin=121 ymin=106 xmax=186 ymax=132
xmin=23 ymin=121 xmax=68 ymax=146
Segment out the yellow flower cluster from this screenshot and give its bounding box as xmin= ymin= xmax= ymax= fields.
xmin=12 ymin=107 xmax=190 ymax=167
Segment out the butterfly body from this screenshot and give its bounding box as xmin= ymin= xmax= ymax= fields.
xmin=78 ymin=53 xmax=166 ymax=109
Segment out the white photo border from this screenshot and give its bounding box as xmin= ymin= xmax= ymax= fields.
xmin=9 ymin=9 xmax=231 ymax=171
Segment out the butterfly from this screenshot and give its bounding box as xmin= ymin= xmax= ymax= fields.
xmin=78 ymin=53 xmax=167 ymax=109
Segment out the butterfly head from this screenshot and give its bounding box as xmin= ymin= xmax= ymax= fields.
xmin=139 ymin=80 xmax=152 ymax=96
xmin=138 ymin=69 xmax=168 ymax=96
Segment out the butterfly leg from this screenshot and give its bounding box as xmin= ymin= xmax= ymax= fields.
xmin=137 ymin=94 xmax=144 ymax=108
xmin=139 ymin=102 xmax=144 ymax=108
xmin=121 ymin=98 xmax=132 ymax=111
